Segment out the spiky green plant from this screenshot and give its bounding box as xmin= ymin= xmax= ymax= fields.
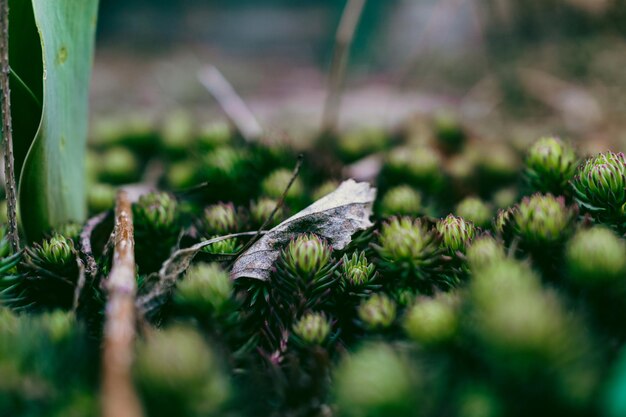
xmin=17 ymin=234 xmax=79 ymax=310
xmin=202 ymin=202 xmax=239 ymax=235
xmin=436 ymin=215 xmax=476 ymax=254
xmin=174 ymin=263 xmax=235 ymax=317
xmin=512 ymin=193 xmax=575 ymax=248
xmin=357 ymin=293 xmax=397 ymax=331
xmin=565 ymin=226 xmax=626 ymax=289
xmin=374 ymin=217 xmax=440 ymax=290
xmin=455 ymin=197 xmax=492 ymax=228
xmin=333 ymin=343 xmax=416 ymax=417
xmin=525 ymin=136 xmax=577 ymax=195
xmin=292 ymin=312 xmax=332 ymax=346
xmin=384 ymin=146 xmax=444 ymax=193
xmin=466 ymin=235 xmax=506 ymax=272
xmin=249 ymin=198 xmax=285 ymax=228
xmin=403 ymin=293 xmax=459 ymax=346
xmin=261 ymin=168 xmax=306 ymax=209
xmin=339 ymin=251 xmax=377 ymax=289
xmin=379 ymin=185 xmax=422 ymax=218
xmin=571 ymin=151 xmax=626 ymax=228
xmin=134 ymin=325 xmax=230 ymax=417
xmin=133 ymin=192 xmax=180 ymax=273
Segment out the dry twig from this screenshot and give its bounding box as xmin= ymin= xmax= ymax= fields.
xmin=101 ymin=190 xmax=143 ymax=417
xmin=0 ymin=0 xmax=19 ymax=252
xmin=198 ymin=65 xmax=263 ymax=142
xmin=321 ymin=0 xmax=367 ymax=134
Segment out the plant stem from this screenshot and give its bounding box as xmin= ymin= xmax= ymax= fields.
xmin=0 ymin=0 xmax=19 ymax=252
xmin=102 ymin=190 xmax=143 ymax=417
xmin=198 ymin=65 xmax=262 ymax=142
xmin=321 ymin=0 xmax=366 ymax=135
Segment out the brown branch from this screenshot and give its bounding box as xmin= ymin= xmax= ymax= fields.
xmin=0 ymin=0 xmax=19 ymax=252
xmin=101 ymin=190 xmax=143 ymax=417
xmin=198 ymin=65 xmax=263 ymax=142
xmin=321 ymin=0 xmax=367 ymax=135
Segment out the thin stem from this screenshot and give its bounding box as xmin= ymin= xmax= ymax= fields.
xmin=236 ymin=154 xmax=303 ymax=257
xmin=198 ymin=65 xmax=263 ymax=143
xmin=101 ymin=190 xmax=143 ymax=417
xmin=0 ymin=0 xmax=19 ymax=252
xmin=321 ymin=0 xmax=367 ymax=135
xmin=9 ymin=66 xmax=41 ymax=107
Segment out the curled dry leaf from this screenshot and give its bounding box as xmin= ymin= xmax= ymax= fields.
xmin=231 ymin=179 xmax=376 ymax=281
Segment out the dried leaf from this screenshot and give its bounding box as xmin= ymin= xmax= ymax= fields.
xmin=231 ymin=179 xmax=376 ymax=281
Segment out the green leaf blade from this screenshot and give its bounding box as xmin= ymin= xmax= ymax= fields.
xmin=17 ymin=0 xmax=99 ymax=241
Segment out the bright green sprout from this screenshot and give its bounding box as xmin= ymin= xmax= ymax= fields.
xmin=134 ymin=325 xmax=230 ymax=417
xmin=32 ymin=234 xmax=74 ymax=266
xmin=202 ymin=238 xmax=239 ymax=255
xmin=565 ymin=226 xmax=626 ymax=288
xmin=134 ymin=192 xmax=179 ymax=233
xmin=174 ymin=263 xmax=233 ymax=314
xmin=525 ymin=136 xmax=577 ymax=194
xmin=160 ymin=110 xmax=194 ymax=154
xmin=386 ymin=146 xmax=444 ymax=191
xmin=203 ymin=146 xmax=248 ymax=181
xmin=404 ymin=294 xmax=459 ymax=346
xmin=282 ymin=234 xmax=333 ymax=277
xmin=436 ymin=215 xmax=476 ymax=253
xmin=358 ymin=293 xmax=397 ymax=330
xmin=250 ymin=198 xmax=284 ymax=227
xmin=99 ymin=146 xmax=140 ymax=184
xmin=292 ymin=312 xmax=331 ymax=345
xmin=466 ymin=235 xmax=506 ymax=271
xmin=376 ymin=217 xmax=439 ymax=265
xmin=379 ymin=185 xmax=422 ymax=218
xmin=455 ymin=197 xmax=492 ymax=228
xmin=341 ymin=251 xmax=376 ymax=286
xmin=261 ymin=168 xmax=305 ymax=202
xmin=198 ymin=121 xmax=231 ymax=149
xmin=88 ymin=183 xmax=116 ymax=213
xmin=513 ymin=194 xmax=574 ymax=246
xmin=333 ymin=343 xmax=414 ymax=417
xmin=338 ymin=129 xmax=388 ymax=161
xmin=433 ymin=110 xmax=466 ymax=150
xmin=166 ymin=160 xmax=198 ymax=189
xmin=203 ymin=202 xmax=238 ymax=235
xmin=571 ymin=151 xmax=626 ymax=224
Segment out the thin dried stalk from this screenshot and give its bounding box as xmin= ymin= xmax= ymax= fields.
xmin=198 ymin=65 xmax=262 ymax=142
xmin=321 ymin=0 xmax=366 ymax=134
xmin=101 ymin=191 xmax=143 ymax=417
xmin=0 ymin=0 xmax=19 ymax=252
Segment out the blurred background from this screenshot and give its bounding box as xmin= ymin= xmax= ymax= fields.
xmin=92 ymin=0 xmax=626 ymax=148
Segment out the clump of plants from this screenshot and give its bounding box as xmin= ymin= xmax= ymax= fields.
xmin=4 ymin=3 xmax=626 ymax=417
xmin=6 ymin=105 xmax=626 ymax=416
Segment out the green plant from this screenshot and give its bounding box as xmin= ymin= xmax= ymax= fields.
xmin=436 ymin=215 xmax=476 ymax=254
xmin=333 ymin=343 xmax=416 ymax=417
xmin=565 ymin=226 xmax=626 ymax=289
xmin=10 ymin=0 xmax=99 ymax=241
xmin=572 ymin=152 xmax=626 ymax=227
xmin=403 ymin=293 xmax=459 ymax=346
xmin=455 ymin=197 xmax=492 ymax=228
xmin=379 ymin=185 xmax=422 ymax=218
xmin=525 ymin=136 xmax=577 ymax=194
xmin=357 ymin=293 xmax=397 ymax=330
xmin=512 ymin=193 xmax=575 ymax=247
xmin=174 ymin=263 xmax=234 ymax=316
xmin=292 ymin=312 xmax=332 ymax=345
xmin=134 ymin=325 xmax=230 ymax=417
